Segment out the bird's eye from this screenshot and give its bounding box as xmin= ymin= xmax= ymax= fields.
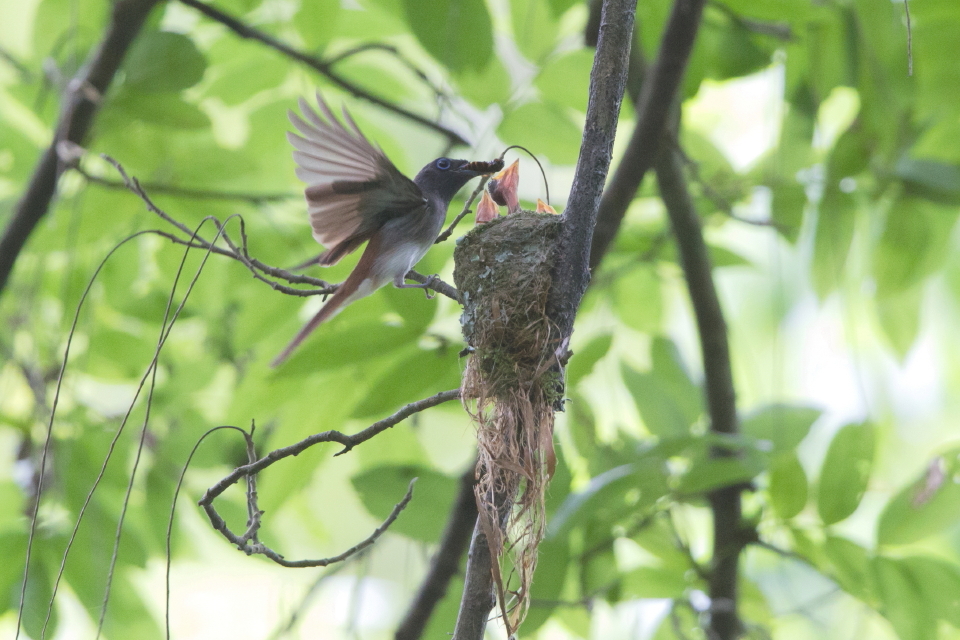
xmin=436 ymin=158 xmax=451 ymax=170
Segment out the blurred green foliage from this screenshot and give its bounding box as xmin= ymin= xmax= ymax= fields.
xmin=2 ymin=0 xmax=960 ymax=638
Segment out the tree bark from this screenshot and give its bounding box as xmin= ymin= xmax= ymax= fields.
xmin=450 ymin=0 xmax=637 ymax=637
xmin=588 ymin=0 xmax=707 ymax=270
xmin=656 ymin=145 xmax=743 ymax=640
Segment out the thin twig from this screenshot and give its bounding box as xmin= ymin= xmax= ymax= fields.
xmin=104 ymin=156 xmax=462 ymax=302
xmin=176 ymin=0 xmax=468 ymax=146
xmin=395 ymin=465 xmax=478 ymax=640
xmin=324 ymin=42 xmax=451 ymax=105
xmin=435 ymin=177 xmax=491 ymax=244
xmin=904 ymin=0 xmax=913 ymax=76
xmin=76 ymin=165 xmax=299 ymax=203
xmin=197 ymin=390 xmax=461 ymax=566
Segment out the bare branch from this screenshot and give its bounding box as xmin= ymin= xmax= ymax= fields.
xmin=435 ymin=177 xmax=491 ymax=244
xmin=176 ymin=0 xmax=469 ymax=146
xmin=450 ymin=0 xmax=638 ymax=637
xmin=545 ymin=0 xmax=636 ymax=343
xmin=75 ymin=164 xmax=299 ymax=204
xmin=395 ymin=465 xmax=478 ymax=640
xmin=655 ymin=143 xmax=743 ymax=640
xmin=588 ymin=0 xmax=708 ymax=270
xmin=0 ymin=0 xmax=162 ymax=298
xmin=197 ymin=389 xmax=461 ymax=566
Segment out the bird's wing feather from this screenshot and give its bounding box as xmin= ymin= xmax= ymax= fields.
xmin=287 ymin=93 xmax=425 ymax=257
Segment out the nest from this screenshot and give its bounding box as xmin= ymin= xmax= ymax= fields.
xmin=453 ymin=210 xmax=563 ymax=632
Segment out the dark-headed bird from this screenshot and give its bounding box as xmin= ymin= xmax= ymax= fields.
xmin=272 ymin=93 xmax=501 ymax=366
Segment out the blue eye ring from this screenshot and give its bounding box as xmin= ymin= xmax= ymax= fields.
xmin=436 ymin=158 xmax=451 ymax=170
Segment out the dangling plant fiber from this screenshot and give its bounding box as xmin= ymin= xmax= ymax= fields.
xmin=453 ymin=210 xmax=563 ymax=634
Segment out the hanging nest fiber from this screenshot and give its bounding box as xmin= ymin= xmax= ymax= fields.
xmin=453 ymin=210 xmax=564 ymax=632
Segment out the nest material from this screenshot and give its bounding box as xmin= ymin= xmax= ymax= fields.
xmin=453 ymin=210 xmax=563 ymax=632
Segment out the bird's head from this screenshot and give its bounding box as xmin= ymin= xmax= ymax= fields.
xmin=414 ymin=157 xmax=504 ymax=204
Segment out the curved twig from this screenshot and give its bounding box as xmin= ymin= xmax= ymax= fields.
xmin=197 ymin=389 xmax=461 ymax=566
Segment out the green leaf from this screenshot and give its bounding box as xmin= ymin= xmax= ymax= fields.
xmin=874 ymin=556 xmax=936 ymax=640
xmin=878 ymin=449 xmax=960 ymax=546
xmin=273 ymin=319 xmax=416 ymax=375
xmin=351 ymin=465 xmax=457 ymax=542
xmin=402 ymin=0 xmax=493 ymax=74
xmin=567 ymin=333 xmax=613 ymax=387
xmin=621 ymin=566 xmax=690 ymax=598
xmin=535 ymin=49 xmax=594 ymax=113
xmin=548 ymin=459 xmax=668 ymax=537
xmin=811 ymin=186 xmax=856 ymax=298
xmin=900 ymin=556 xmax=960 ymax=627
xmin=622 ymin=338 xmax=702 ymax=437
xmin=612 ymin=265 xmax=662 ymax=333
xmin=677 ymin=449 xmax=765 ymax=494
xmin=510 ymin=0 xmax=560 ymax=62
xmin=817 ymin=422 xmax=875 ymax=525
xmin=874 ymin=197 xmax=957 ymax=296
xmin=523 ymin=537 xmax=570 ymax=632
xmin=876 ymin=285 xmax=923 ymax=360
xmin=455 ymin=56 xmax=511 ymax=108
xmin=350 ymin=347 xmax=459 ymax=418
xmin=124 ymin=31 xmax=206 ymax=93
xmin=895 ymin=158 xmax=960 ymax=204
xmin=204 ymin=39 xmax=288 ymax=106
xmin=110 ymin=91 xmax=209 ymax=129
xmin=771 ymin=182 xmax=807 ymax=242
xmin=768 ymin=453 xmax=808 ymax=519
xmin=497 ymin=101 xmax=583 ymax=165
xmin=742 ymin=404 xmax=820 ymax=452
xmin=822 ymin=535 xmax=873 ymax=601
xmin=295 ymin=0 xmax=340 ymax=49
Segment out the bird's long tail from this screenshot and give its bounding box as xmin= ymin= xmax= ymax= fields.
xmin=271 ymin=235 xmax=382 ymax=367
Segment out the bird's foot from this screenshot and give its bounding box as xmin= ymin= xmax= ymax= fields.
xmin=396 ymin=274 xmax=440 ymax=299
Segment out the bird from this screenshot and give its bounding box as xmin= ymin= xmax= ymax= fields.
xmin=272 ymin=93 xmax=502 ymax=366
xmin=486 ymin=159 xmax=520 ymax=214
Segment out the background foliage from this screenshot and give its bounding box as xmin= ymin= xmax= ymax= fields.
xmin=2 ymin=0 xmax=960 ymax=638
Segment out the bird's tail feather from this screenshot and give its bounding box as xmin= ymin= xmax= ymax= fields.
xmin=271 ymin=235 xmax=382 ymax=367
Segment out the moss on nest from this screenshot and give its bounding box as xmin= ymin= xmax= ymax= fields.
xmin=452 ymin=209 xmax=563 ymax=632
xmin=454 ymin=211 xmax=562 ymax=395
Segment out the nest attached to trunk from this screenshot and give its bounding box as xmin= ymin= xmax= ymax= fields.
xmin=453 ymin=210 xmax=563 ymax=632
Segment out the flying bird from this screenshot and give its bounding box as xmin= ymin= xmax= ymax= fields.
xmin=273 ymin=93 xmax=501 ymax=366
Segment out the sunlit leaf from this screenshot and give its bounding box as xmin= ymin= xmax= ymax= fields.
xmin=124 ymin=31 xmax=207 ymax=93
xmin=498 ymin=101 xmax=583 ymax=165
xmin=402 ymin=0 xmax=493 ymax=74
xmin=769 ymin=453 xmax=807 ymax=519
xmin=817 ymin=422 xmax=875 ymax=525
xmin=878 ymin=449 xmax=960 ymax=546
xmin=351 ymin=464 xmax=457 ymax=542
xmin=742 ymin=404 xmax=820 ymax=452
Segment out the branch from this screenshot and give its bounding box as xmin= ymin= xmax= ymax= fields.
xmin=449 ymin=1 xmax=638 ymax=637
xmin=655 ymin=144 xmax=743 ymax=640
xmin=176 ymin=0 xmax=469 ymax=146
xmin=198 ymin=389 xmax=460 ymax=566
xmin=545 ymin=0 xmax=636 ymax=342
xmin=395 ymin=465 xmax=478 ymax=640
xmin=0 ymin=0 xmax=161 ymax=297
xmin=76 ymin=164 xmax=299 ymax=204
xmin=588 ymin=0 xmax=708 ymax=270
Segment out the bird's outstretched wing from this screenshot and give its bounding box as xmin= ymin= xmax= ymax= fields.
xmin=287 ymin=93 xmax=426 ymax=265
